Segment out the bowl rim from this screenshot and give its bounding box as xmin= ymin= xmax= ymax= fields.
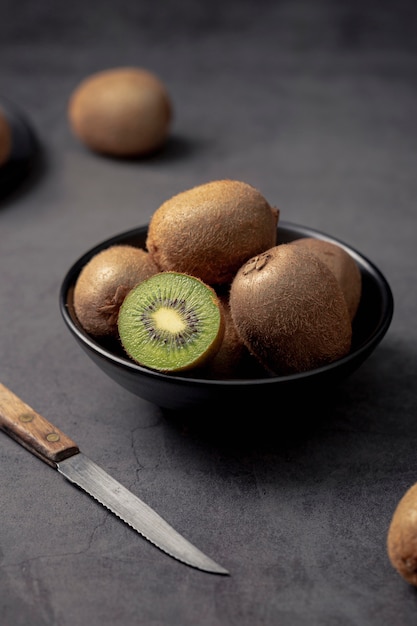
xmin=60 ymin=220 xmax=394 ymax=388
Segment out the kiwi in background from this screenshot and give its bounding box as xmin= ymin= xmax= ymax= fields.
xmin=68 ymin=67 xmax=172 ymax=157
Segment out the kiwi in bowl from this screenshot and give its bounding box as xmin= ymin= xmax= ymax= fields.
xmin=59 ymin=221 xmax=393 ymax=412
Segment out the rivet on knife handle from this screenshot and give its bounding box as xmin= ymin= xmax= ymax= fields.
xmin=0 ymin=383 xmax=79 ymax=466
xmin=0 ymin=382 xmax=229 ymax=575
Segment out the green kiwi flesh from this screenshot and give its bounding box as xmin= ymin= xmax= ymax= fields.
xmin=229 ymin=244 xmax=352 ymax=375
xmin=118 ymin=272 xmax=225 ymax=372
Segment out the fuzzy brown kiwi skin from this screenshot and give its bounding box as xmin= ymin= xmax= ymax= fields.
xmin=73 ymin=245 xmax=159 ymax=337
xmin=0 ymin=109 xmax=12 ymax=167
xmin=229 ymin=244 xmax=352 ymax=376
xmin=196 ymin=292 xmax=266 ymax=379
xmin=387 ymin=482 xmax=417 ymax=587
xmin=68 ymin=67 xmax=172 ymax=157
xmin=146 ymin=179 xmax=279 ymax=286
xmin=290 ymin=237 xmax=362 ymax=321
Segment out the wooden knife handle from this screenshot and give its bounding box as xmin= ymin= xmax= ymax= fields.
xmin=0 ymin=383 xmax=79 ymax=467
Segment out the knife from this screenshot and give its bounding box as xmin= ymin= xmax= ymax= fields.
xmin=0 ymin=382 xmax=229 ymax=575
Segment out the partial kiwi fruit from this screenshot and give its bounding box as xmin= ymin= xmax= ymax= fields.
xmin=118 ymin=272 xmax=225 ymax=372
xmin=73 ymin=244 xmax=159 ymax=336
xmin=68 ymin=67 xmax=172 ymax=157
xmin=0 ymin=108 xmax=12 ymax=167
xmin=229 ymin=244 xmax=352 ymax=375
xmin=146 ymin=179 xmax=279 ymax=285
xmin=387 ymin=482 xmax=417 ymax=587
xmin=290 ymin=237 xmax=362 ymax=320
xmin=197 ymin=292 xmax=264 ymax=379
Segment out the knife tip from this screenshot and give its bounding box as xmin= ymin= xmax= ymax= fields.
xmin=212 ymin=566 xmax=230 ymax=576
xmin=197 ymin=561 xmax=230 ymax=576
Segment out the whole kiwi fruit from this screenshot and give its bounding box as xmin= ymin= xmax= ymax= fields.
xmin=146 ymin=179 xmax=279 ymax=285
xmin=0 ymin=108 xmax=12 ymax=167
xmin=118 ymin=272 xmax=225 ymax=373
xmin=68 ymin=67 xmax=172 ymax=157
xmin=73 ymin=244 xmax=159 ymax=336
xmin=229 ymin=244 xmax=352 ymax=375
xmin=290 ymin=237 xmax=362 ymax=321
xmin=387 ymin=482 xmax=417 ymax=586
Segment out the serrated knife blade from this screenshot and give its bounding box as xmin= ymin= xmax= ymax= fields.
xmin=0 ymin=383 xmax=229 ymax=575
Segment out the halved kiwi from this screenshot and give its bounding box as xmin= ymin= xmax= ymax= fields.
xmin=117 ymin=272 xmax=225 ymax=372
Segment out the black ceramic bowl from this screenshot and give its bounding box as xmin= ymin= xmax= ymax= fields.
xmin=59 ymin=222 xmax=394 ymax=411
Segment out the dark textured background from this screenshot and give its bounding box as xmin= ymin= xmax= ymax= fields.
xmin=1 ymin=1 xmax=417 ymax=624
